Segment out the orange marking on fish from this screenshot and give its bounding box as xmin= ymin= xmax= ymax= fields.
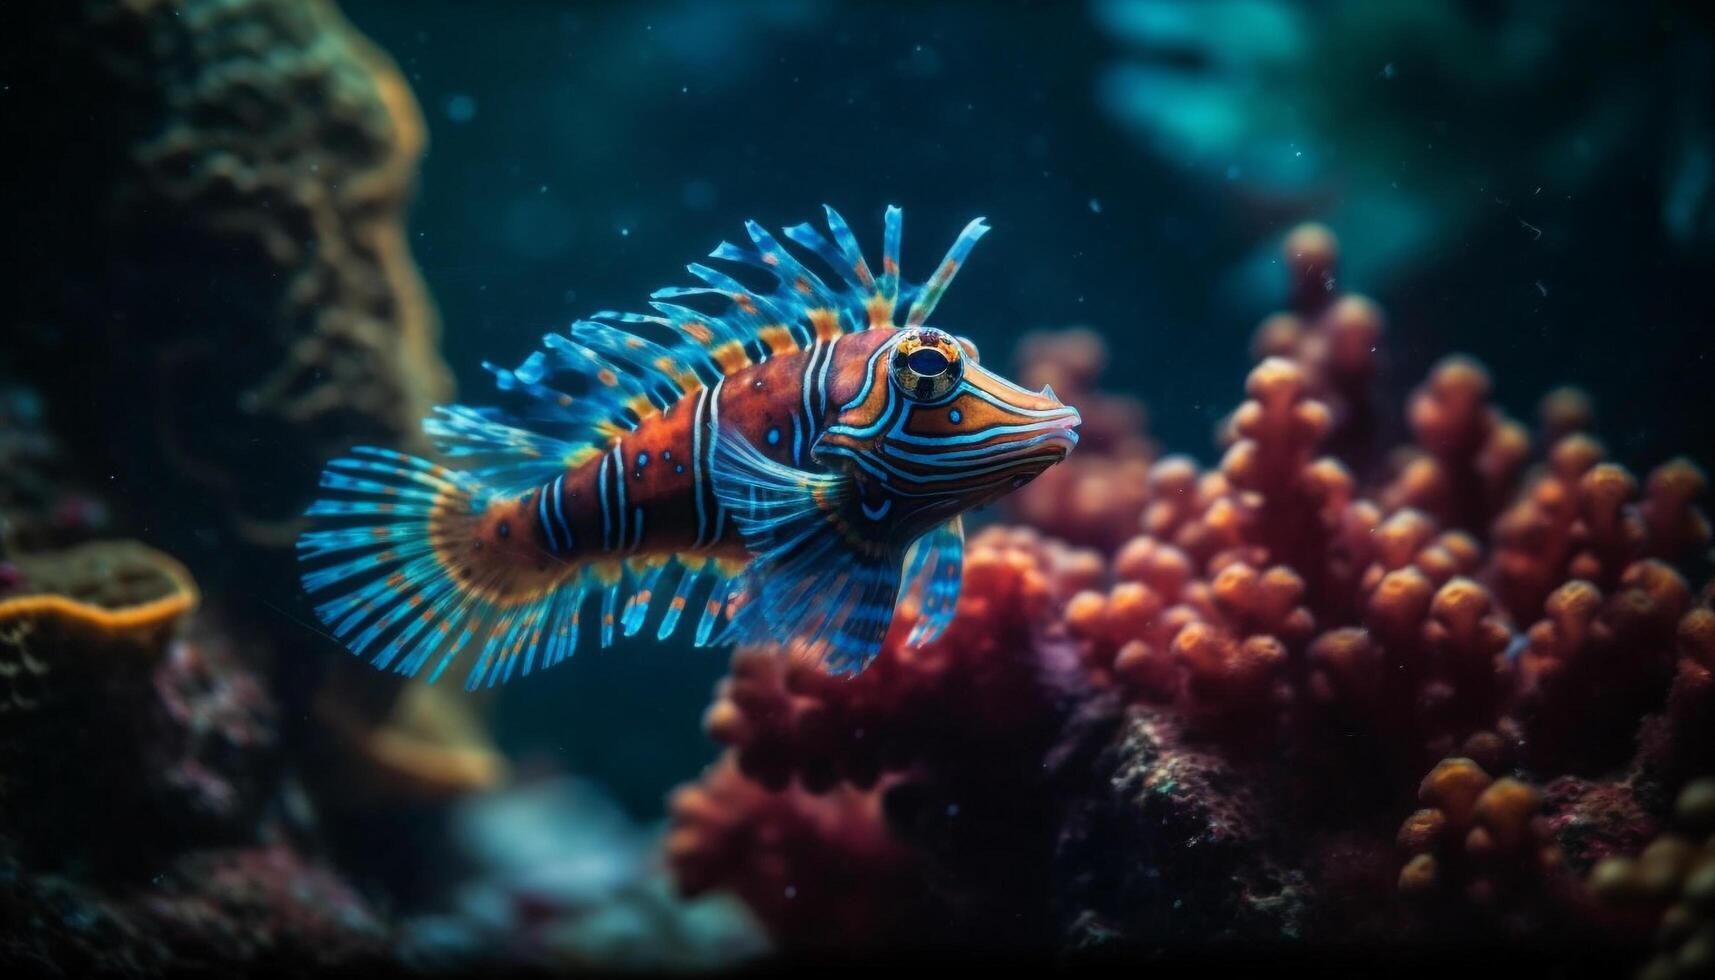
xmin=685 ymin=321 xmax=713 ymax=344
xmin=713 ymin=340 xmax=749 ymax=373
xmin=733 ymin=292 xmax=757 ymax=314
xmin=598 ymin=368 xmax=619 ymax=387
xmin=758 ymin=325 xmax=796 ymax=354
xmin=809 ymin=307 xmax=840 ymax=341
xmin=794 ymin=277 xmax=812 ymax=295
xmin=762 ymin=252 xmax=779 ymax=266
xmin=865 ymin=295 xmax=894 ymax=328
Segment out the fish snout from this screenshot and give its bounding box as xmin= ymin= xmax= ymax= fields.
xmin=1040 ymin=387 xmax=1081 ymax=459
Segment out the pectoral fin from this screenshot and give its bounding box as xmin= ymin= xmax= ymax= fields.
xmin=901 ymin=515 xmax=964 ymax=646
xmin=708 ymin=428 xmax=901 ymax=674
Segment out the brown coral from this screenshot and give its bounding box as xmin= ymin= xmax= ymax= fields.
xmin=1395 ymin=758 xmax=1564 ymax=915
xmin=0 ymin=541 xmax=286 ymax=871
xmin=0 ymin=540 xmax=199 ymax=715
xmin=9 ymin=0 xmax=451 ymax=552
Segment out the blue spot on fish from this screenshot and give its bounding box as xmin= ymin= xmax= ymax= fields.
xmin=949 ymin=408 xmax=962 ymax=423
xmin=637 ymin=452 xmax=649 ymax=467
xmin=767 ymin=427 xmax=781 ymax=445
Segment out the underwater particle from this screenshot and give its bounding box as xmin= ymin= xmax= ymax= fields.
xmin=444 ymin=93 xmax=477 ymax=122
xmin=1088 ymin=198 xmax=1103 ymax=214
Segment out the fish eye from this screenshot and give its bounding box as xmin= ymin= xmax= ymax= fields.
xmin=890 ymin=329 xmax=964 ymax=402
xmin=907 ymin=347 xmax=950 ymax=376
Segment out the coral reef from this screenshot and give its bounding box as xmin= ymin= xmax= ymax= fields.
xmin=666 ymin=758 xmax=923 ymax=951
xmin=4 ymin=1 xmax=482 ymax=892
xmin=666 ymin=224 xmax=1714 ymax=971
xmin=670 ymin=526 xmax=1109 ymax=950
xmin=0 ymin=540 xmax=397 ymax=973
xmin=9 ymin=0 xmax=451 ymax=554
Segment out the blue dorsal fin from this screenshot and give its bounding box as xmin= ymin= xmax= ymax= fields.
xmin=901 ymin=515 xmax=965 ymax=646
xmin=708 ymin=425 xmax=903 ymax=674
xmin=469 ymin=207 xmax=990 ymax=455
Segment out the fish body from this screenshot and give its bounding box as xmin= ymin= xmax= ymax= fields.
xmin=298 ymin=206 xmax=1079 ymax=687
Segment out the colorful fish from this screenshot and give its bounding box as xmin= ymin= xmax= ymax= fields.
xmin=297 ymin=206 xmax=1080 ymax=687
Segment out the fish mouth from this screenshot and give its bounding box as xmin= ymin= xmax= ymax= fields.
xmin=1042 ymin=405 xmax=1081 ymax=457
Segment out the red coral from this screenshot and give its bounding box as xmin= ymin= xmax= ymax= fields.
xmin=665 ymin=222 xmax=1714 ymax=960
xmin=664 ymin=756 xmax=927 ymax=950
xmin=1004 ymin=329 xmax=1156 ymax=550
xmin=701 ymin=526 xmax=1088 ymax=792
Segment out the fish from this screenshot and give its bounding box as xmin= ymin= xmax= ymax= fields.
xmin=296 ymin=205 xmax=1080 ymax=688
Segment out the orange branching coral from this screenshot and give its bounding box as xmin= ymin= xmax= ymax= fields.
xmin=1485 ymin=433 xmax=1705 ymax=624
xmin=1514 ymin=563 xmax=1691 ymax=773
xmin=1382 ymin=356 xmax=1531 ymax=536
xmin=1005 ymin=329 xmax=1157 ymax=550
xmin=1396 ymin=758 xmax=1564 ymax=914
xmin=665 ymin=756 xmax=928 ymax=950
xmin=1638 ymin=600 xmax=1715 ymax=792
xmin=1250 ymin=223 xmax=1386 ymax=465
